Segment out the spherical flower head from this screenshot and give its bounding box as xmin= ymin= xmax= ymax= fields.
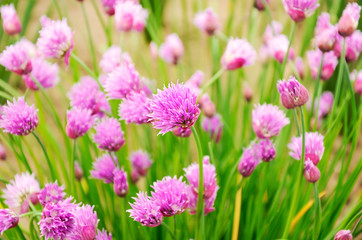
xmin=268 ymin=34 xmax=296 ymax=63
xmin=91 ymin=154 xmax=116 ymax=184
xmin=0 ymin=4 xmax=21 ymax=35
xmin=263 ymin=21 xmax=283 ymax=44
xmin=0 ymin=42 xmax=32 ymax=75
xmin=341 ymin=30 xmax=362 ymax=62
xmin=172 ymin=126 xmax=192 ymax=138
xmin=149 ymin=82 xmax=200 ymax=135
xmin=252 ymin=103 xmax=290 ymax=138
xmin=186 ymin=183 xmax=218 ymax=215
xmin=99 ymin=45 xmax=122 ymax=73
xmin=93 ymin=117 xmax=125 ymax=151
xmin=184 ymin=156 xmax=218 ymax=199
xmin=350 ymin=69 xmax=362 ymax=95
xmin=0 ymin=97 xmax=38 ymax=136
xmin=334 ymin=230 xmax=353 ymax=240
xmin=221 ymin=38 xmax=256 ymax=70
xmin=0 ymin=209 xmax=19 ymax=234
xmin=193 ymin=8 xmax=221 ymax=35
xmin=282 ymin=0 xmax=319 ymax=22
xmin=295 ymin=57 xmax=304 ymax=79
xmin=151 ymin=176 xmax=189 ymax=217
xmin=338 ymin=3 xmax=361 ymax=37
xmin=159 ymin=33 xmax=184 ymax=65
xmin=304 ymin=159 xmax=320 ymax=183
xmin=113 ymin=168 xmax=128 ymax=197
xmin=259 ymin=139 xmax=276 ymax=162
xmin=318 ymin=91 xmax=334 ymax=118
xmin=39 ymin=181 xmax=65 ymax=206
xmin=288 ymin=132 xmax=325 ymax=165
xmin=127 ymin=192 xmax=163 ymax=227
xmin=96 ymin=229 xmax=112 ymax=240
xmin=68 ymin=205 xmax=99 ymax=240
xmin=254 ymin=0 xmax=270 ymax=11
xmin=101 ymin=0 xmax=116 ymax=16
xmin=307 ymin=49 xmax=338 ymax=81
xmin=114 ymin=2 xmax=148 ymax=32
xmin=39 ymin=197 xmax=77 ymax=240
xmin=277 ymin=76 xmax=309 ymax=109
xmin=315 ymin=13 xmax=338 ymax=52
xmin=201 ymin=114 xmax=223 ymax=143
xmin=118 ymin=91 xmax=152 ymax=124
xmin=130 ymin=150 xmax=153 ymax=176
xmin=186 ymin=70 xmax=204 ymax=89
xmin=23 ymin=57 xmax=59 ymax=90
xmin=37 ymin=16 xmax=74 ymax=66
xmin=66 ymin=107 xmax=94 ymax=139
xmin=238 ymin=144 xmax=261 ymax=177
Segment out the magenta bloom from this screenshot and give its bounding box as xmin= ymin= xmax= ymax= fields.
xmin=334 ymin=31 xmax=362 ymax=62
xmin=37 ymin=16 xmax=73 ymax=66
xmin=307 ymin=49 xmax=338 ymax=81
xmin=338 ymin=3 xmax=361 ymax=37
xmin=350 ymin=69 xmax=362 ymax=95
xmin=113 ymin=168 xmax=128 ymax=197
xmin=68 ymin=205 xmax=98 ymax=240
xmin=304 ymin=159 xmax=320 ymax=183
xmin=0 ymin=42 xmax=32 ymax=75
xmin=252 ymin=103 xmax=290 ymax=139
xmin=282 ymin=0 xmax=319 ymax=22
xmin=277 ymin=76 xmax=309 ymax=109
xmin=259 ymin=139 xmax=276 ymax=162
xmin=114 ymin=2 xmax=148 ymax=32
xmin=38 ymin=181 xmax=65 ymax=206
xmin=118 ymin=92 xmax=152 ymax=124
xmin=263 ymin=21 xmax=283 ymax=44
xmin=101 ymin=0 xmax=116 ymax=15
xmin=201 ymin=114 xmax=223 ymax=143
xmin=334 ymin=230 xmax=353 ymax=240
xmin=99 ymin=45 xmax=122 ymax=73
xmin=0 ymin=209 xmax=19 ymax=234
xmin=130 ymin=150 xmax=153 ymax=176
xmin=238 ymin=143 xmax=261 ymax=177
xmin=267 ymin=34 xmax=296 ymax=63
xmin=23 ymin=57 xmax=59 ymax=90
xmin=254 ymin=0 xmax=270 ymax=11
xmin=193 ymin=8 xmax=221 ymax=35
xmin=150 ymin=176 xmax=189 ymax=217
xmin=288 ymin=132 xmax=324 ymax=165
xmin=315 ymin=13 xmax=338 ymax=52
xmin=0 ymin=4 xmax=21 ymax=35
xmin=221 ymin=38 xmax=256 ymax=70
xmin=187 ymin=184 xmax=218 ymax=215
xmin=96 ymin=229 xmax=112 ymax=240
xmin=127 ymin=192 xmax=163 ymax=227
xmin=159 ymin=33 xmax=184 ymax=65
xmin=91 ymin=154 xmax=117 ymax=184
xmin=66 ymin=108 xmax=94 ymax=139
xmin=186 ymin=70 xmax=204 ymax=89
xmin=295 ymin=57 xmax=304 ymax=79
xmin=149 ymin=82 xmax=200 ymax=135
xmin=0 ymin=97 xmax=38 ymax=136
xmin=93 ymin=117 xmax=125 ymax=151
xmin=172 ymin=127 xmax=192 ymax=138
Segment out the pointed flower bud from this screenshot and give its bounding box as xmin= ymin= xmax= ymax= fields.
xmin=254 ymin=0 xmax=270 ymax=11
xmin=238 ymin=143 xmax=261 ymax=177
xmin=113 ymin=168 xmax=128 ymax=197
xmin=193 ymin=8 xmax=221 ymax=35
xmin=259 ymin=139 xmax=276 ymax=162
xmin=0 ymin=4 xmax=21 ymax=35
xmin=334 ymin=230 xmax=353 ymax=240
xmin=350 ymin=69 xmax=362 ymax=95
xmin=338 ymin=3 xmax=361 ymax=37
xmin=304 ymin=159 xmax=320 ymax=183
xmin=277 ymin=76 xmax=309 ymax=109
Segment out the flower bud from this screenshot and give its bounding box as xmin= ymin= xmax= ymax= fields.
xmin=304 ymin=160 xmax=320 ymax=183
xmin=221 ymin=38 xmax=256 ymax=70
xmin=75 ymin=161 xmax=83 ymax=181
xmin=0 ymin=4 xmax=22 ymax=36
xmin=338 ymin=3 xmax=361 ymax=37
xmin=193 ymin=8 xmax=221 ymax=35
xmin=113 ymin=168 xmax=128 ymax=197
xmin=259 ymin=139 xmax=276 ymax=162
xmin=334 ymin=230 xmax=352 ymax=240
xmin=316 ymin=27 xmax=338 ymax=52
xmin=243 ymin=82 xmax=253 ymax=102
xmin=350 ymin=69 xmax=362 ymax=95
xmin=150 ymin=42 xmax=158 ymax=60
xmin=0 ymin=209 xmax=19 ymax=234
xmin=202 ymin=100 xmax=216 ymax=118
xmin=277 ymin=76 xmax=309 ymax=109
xmin=254 ymin=0 xmax=269 ymax=11
xmin=238 ymin=144 xmax=261 ymax=177
xmin=295 ymin=57 xmax=304 ymax=79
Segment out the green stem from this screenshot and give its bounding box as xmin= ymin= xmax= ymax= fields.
xmin=70 ymin=140 xmax=76 ymax=195
xmin=174 ymin=215 xmax=177 ymax=240
xmin=313 ymin=183 xmax=322 ymax=240
xmin=90 ymin=0 xmax=112 ymax=46
xmin=208 ymin=141 xmax=215 ymax=164
xmin=198 ymin=69 xmax=224 ymax=101
xmin=280 ymin=22 xmax=297 ymax=79
xmin=261 ymin=0 xmax=275 ymax=35
xmin=70 ymin=53 xmax=98 ymax=81
xmin=121 ymin=198 xmax=128 ymax=240
xmin=293 ymin=109 xmax=301 ymax=135
xmin=191 ymin=126 xmax=204 ymax=240
xmin=20 ymin=211 xmax=42 ymax=218
xmin=161 ymin=222 xmax=175 ymax=239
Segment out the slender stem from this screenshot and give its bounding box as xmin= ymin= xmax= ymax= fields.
xmin=216 ymin=31 xmax=229 ymax=42
xmin=24 ymin=88 xmax=29 ymax=100
xmin=174 ymin=215 xmax=177 ymax=240
xmin=70 ymin=140 xmax=76 ymax=195
xmin=280 ymin=22 xmax=297 ymax=79
xmin=121 ymin=198 xmax=128 ymax=240
xmin=191 ymin=126 xmax=204 ymax=240
xmin=293 ymin=109 xmax=301 ymax=135
xmin=261 ymin=0 xmax=275 ymax=35
xmin=52 ymin=0 xmax=63 ymax=17
xmin=90 ymin=0 xmax=112 ymax=46
xmin=161 ymin=222 xmax=175 ymax=239
xmin=198 ymin=69 xmax=224 ymax=101
xmin=20 ymin=211 xmax=42 ymax=218
xmin=313 ymin=183 xmax=322 ymax=240
xmin=208 ymin=141 xmax=215 ymax=164
xmin=70 ymin=53 xmax=98 ymax=81
xmin=14 ymin=136 xmax=32 ymax=172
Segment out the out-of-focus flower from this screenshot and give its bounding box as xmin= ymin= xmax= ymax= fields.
xmin=238 ymin=143 xmax=261 ymax=177
xmin=19 ymin=38 xmax=38 ymax=58
xmin=254 ymin=0 xmax=270 ymax=11
xmin=193 ymin=8 xmax=221 ymax=35
xmin=315 ymin=13 xmax=338 ymax=52
xmin=91 ymin=154 xmax=117 ymax=184
xmin=187 ymin=184 xmax=218 ymax=215
xmin=127 ymin=192 xmax=163 ymax=227
xmin=318 ymin=91 xmax=334 ymax=118
xmin=350 ymin=69 xmax=362 ymax=95
xmin=334 ymin=230 xmax=353 ymax=240
xmin=68 ymin=205 xmax=98 ymax=240
xmin=200 ymin=97 xmax=215 ymax=118
xmin=252 ymin=103 xmax=290 ymax=138
xmin=118 ymin=92 xmax=151 ymax=124
xmin=101 ymin=0 xmax=116 ymax=16
xmin=93 ymin=118 xmax=125 ymax=151
xmin=159 ymin=34 xmax=184 ymax=65
xmin=295 ymin=57 xmax=304 ymax=79
xmin=151 ymin=176 xmax=189 ymax=217
xmin=307 ymin=49 xmax=338 ymax=81
xmin=186 ymin=71 xmax=204 ymax=89
xmin=304 ymin=159 xmax=320 ymax=183
xmin=268 ymin=34 xmax=296 ymax=63
xmin=96 ymin=229 xmax=112 ymax=240
xmin=334 ymin=30 xmax=362 ymax=62
xmin=113 ymin=168 xmax=128 ymax=197
xmin=130 ymin=150 xmax=152 ymax=176
xmin=23 ymin=57 xmax=59 ymax=90
xmin=172 ymin=126 xmax=192 ymax=138
xmin=99 ymin=45 xmax=122 ymax=73
xmin=149 ymin=42 xmax=158 ymax=60
xmin=66 ymin=108 xmax=94 ymax=139
xmin=221 ymin=38 xmax=256 ymax=70
xmin=37 ymin=16 xmax=73 ymax=66
xmin=243 ymin=82 xmax=253 ymax=102
xmin=263 ymin=21 xmax=283 ymax=44
xmin=0 ymin=143 xmax=6 ymax=160
xmin=277 ymin=76 xmax=309 ymax=109
xmin=282 ymin=0 xmax=319 ymax=22
xmin=0 ymin=209 xmax=19 ymax=235
xmin=0 ymin=4 xmax=21 ymax=35
xmin=202 ymin=114 xmax=223 ymax=143
xmin=74 ymin=161 xmax=83 ymax=181
xmin=149 ymin=82 xmax=200 ymax=135
xmin=38 ymin=181 xmax=65 ymax=206
xmin=0 ymin=97 xmax=38 ymax=136
xmin=338 ymin=3 xmax=361 ymax=37
xmin=288 ymin=132 xmax=324 ymax=165
xmin=259 ymin=139 xmax=276 ymax=162
xmin=0 ymin=42 xmax=32 ymax=75
xmin=114 ymin=2 xmax=148 ymax=32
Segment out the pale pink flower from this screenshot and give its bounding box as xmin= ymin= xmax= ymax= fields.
xmin=338 ymin=2 xmax=361 ymax=37
xmin=288 ymin=132 xmax=324 ymax=165
xmin=282 ymin=0 xmax=319 ymax=22
xmin=99 ymin=45 xmax=122 ymax=73
xmin=193 ymin=8 xmax=221 ymax=35
xmin=0 ymin=41 xmax=32 ymax=75
xmin=0 ymin=4 xmax=21 ymax=35
xmin=307 ymin=49 xmax=338 ymax=81
xmin=267 ymin=34 xmax=296 ymax=63
xmin=114 ymin=2 xmax=148 ymax=32
xmin=221 ymin=38 xmax=256 ymax=70
xmin=159 ymin=33 xmax=184 ymax=65
xmin=23 ymin=57 xmax=59 ymax=90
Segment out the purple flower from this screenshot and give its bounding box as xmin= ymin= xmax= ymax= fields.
xmin=37 ymin=16 xmax=73 ymax=66
xmin=282 ymin=0 xmax=319 ymax=22
xmin=193 ymin=8 xmax=221 ymax=35
xmin=221 ymin=38 xmax=256 ymax=70
xmin=113 ymin=168 xmax=128 ymax=197
xmin=263 ymin=21 xmax=283 ymax=44
xmin=277 ymin=76 xmax=309 ymax=109
xmin=0 ymin=97 xmax=38 ymax=136
xmin=334 ymin=230 xmax=353 ymax=240
xmin=238 ymin=143 xmax=261 ymax=177
xmin=23 ymin=57 xmax=59 ymax=90
xmin=288 ymin=132 xmax=325 ymax=165
xmin=267 ymin=34 xmax=296 ymax=63
xmin=68 ymin=205 xmax=99 ymax=240
xmin=96 ymin=229 xmax=112 ymax=240
xmin=91 ymin=154 xmax=117 ymax=184
xmin=187 ymin=184 xmax=218 ymax=215
xmin=307 ymin=49 xmax=338 ymax=81
xmin=118 ymin=91 xmax=152 ymax=124
xmin=114 ymin=2 xmax=148 ymax=32
xmin=172 ymin=127 xmax=192 ymax=138
xmin=315 ymin=13 xmax=338 ymax=52
xmin=39 ymin=181 xmax=65 ymax=206
xmin=338 ymin=3 xmax=361 ymax=37
xmin=93 ymin=118 xmax=125 ymax=151
xmin=159 ymin=34 xmax=184 ymax=65
xmin=334 ymin=30 xmax=362 ymax=62
xmin=66 ymin=108 xmax=94 ymax=139
xmin=201 ymin=114 xmax=223 ymax=143
xmin=99 ymin=45 xmax=122 ymax=73
xmin=252 ymin=103 xmax=290 ymax=139
xmin=304 ymin=159 xmax=320 ymax=183
xmin=149 ymin=82 xmax=200 ymax=135
xmin=311 ymin=91 xmax=333 ymax=119
xmin=295 ymin=57 xmax=304 ymax=79
xmin=130 ymin=150 xmax=153 ymax=176
xmin=259 ymin=139 xmax=276 ymax=162
xmin=127 ymin=192 xmax=163 ymax=227
xmin=0 ymin=41 xmax=32 ymax=75
xmin=150 ymin=176 xmax=189 ymax=217
xmin=0 ymin=4 xmax=21 ymax=35
xmin=101 ymin=0 xmax=116 ymax=16
xmin=350 ymin=69 xmax=362 ymax=95
xmin=0 ymin=209 xmax=19 ymax=235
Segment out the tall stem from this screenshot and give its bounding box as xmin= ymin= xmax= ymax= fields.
xmin=191 ymin=126 xmax=204 ymax=240
xmin=174 ymin=215 xmax=177 ymax=240
xmin=280 ymin=22 xmax=297 ymax=79
xmin=198 ymin=69 xmax=224 ymax=101
xmin=70 ymin=140 xmax=76 ymax=195
xmin=70 ymin=53 xmax=98 ymax=81
xmin=90 ymin=0 xmax=112 ymax=46
xmin=313 ymin=183 xmax=322 ymax=240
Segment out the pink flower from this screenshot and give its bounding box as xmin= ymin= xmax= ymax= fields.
xmin=238 ymin=143 xmax=261 ymax=177
xmin=295 ymin=57 xmax=304 ymax=79
xmin=267 ymin=34 xmax=296 ymax=63
xmin=96 ymin=229 xmax=112 ymax=240
xmin=288 ymin=132 xmax=324 ymax=165
xmin=307 ymin=49 xmax=338 ymax=81
xmin=350 ymin=69 xmax=362 ymax=95
xmin=282 ymin=0 xmax=319 ymax=22
xmin=201 ymin=114 xmax=223 ymax=143
xmin=304 ymin=159 xmax=320 ymax=183
xmin=186 ymin=70 xmax=204 ymax=89
xmin=334 ymin=230 xmax=353 ymax=240
xmin=263 ymin=21 xmax=283 ymax=44
xmin=338 ymin=3 xmax=361 ymax=37
xmin=91 ymin=154 xmax=117 ymax=184
xmin=159 ymin=33 xmax=184 ymax=65
xmin=99 ymin=45 xmax=122 ymax=73
xmin=23 ymin=57 xmax=59 ymax=90
xmin=243 ymin=82 xmax=253 ymax=102
xmin=259 ymin=139 xmax=276 ymax=162
xmin=93 ymin=117 xmax=125 ymax=152
xmin=334 ymin=31 xmax=362 ymax=62
xmin=221 ymin=38 xmax=256 ymax=70
xmin=38 ymin=181 xmax=65 ymax=206
xmin=0 ymin=41 xmax=32 ymax=75
xmin=114 ymin=2 xmax=148 ymax=32
xmin=101 ymin=0 xmax=116 ymax=16
xmin=277 ymin=76 xmax=309 ymax=109
xmin=130 ymin=150 xmax=153 ymax=176
xmin=68 ymin=204 xmax=98 ymax=240
xmin=254 ymin=0 xmax=270 ymax=11
xmin=0 ymin=209 xmax=19 ymax=235
xmin=113 ymin=168 xmax=128 ymax=197
xmin=193 ymin=8 xmax=221 ymax=35
xmin=0 ymin=4 xmax=21 ymax=35
xmin=118 ymin=91 xmax=152 ymax=124
xmin=187 ymin=184 xmax=218 ymax=215
xmin=317 ymin=91 xmax=334 ymax=118
xmin=66 ymin=108 xmax=94 ymax=139
xmin=172 ymin=127 xmax=192 ymax=138
xmin=315 ymin=13 xmax=338 ymax=52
